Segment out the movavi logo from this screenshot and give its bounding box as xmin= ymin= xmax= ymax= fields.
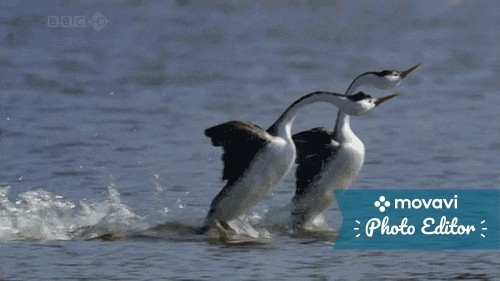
xmin=334 ymin=189 xmax=499 ymax=250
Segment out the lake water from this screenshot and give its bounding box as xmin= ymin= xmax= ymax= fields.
xmin=1 ymin=0 xmax=499 ymax=280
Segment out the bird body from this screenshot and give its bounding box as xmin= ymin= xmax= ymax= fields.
xmin=291 ymin=64 xmax=420 ymax=229
xmin=292 ymin=126 xmax=365 ymax=226
xmin=201 ymin=91 xmax=386 ymax=233
xmin=205 ymin=121 xmax=295 ymax=225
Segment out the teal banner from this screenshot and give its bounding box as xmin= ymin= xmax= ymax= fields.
xmin=333 ymin=189 xmax=500 ymax=250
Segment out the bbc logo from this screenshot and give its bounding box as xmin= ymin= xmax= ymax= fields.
xmin=47 ymin=12 xmax=108 ymax=31
xmin=48 ymin=16 xmax=86 ymax=28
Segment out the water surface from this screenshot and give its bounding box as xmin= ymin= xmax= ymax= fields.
xmin=1 ymin=1 xmax=499 ymax=280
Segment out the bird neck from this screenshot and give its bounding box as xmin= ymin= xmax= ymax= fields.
xmin=333 ymin=111 xmax=358 ymax=143
xmin=267 ymin=91 xmax=348 ymax=138
xmin=331 ymin=72 xmax=373 ymax=142
xmin=345 ymin=72 xmax=377 ymax=95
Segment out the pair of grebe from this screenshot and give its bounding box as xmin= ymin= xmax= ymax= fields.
xmin=199 ymin=64 xmax=419 ymax=233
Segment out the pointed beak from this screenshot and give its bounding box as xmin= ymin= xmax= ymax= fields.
xmin=400 ymin=63 xmax=421 ymax=79
xmin=374 ymin=93 xmax=400 ymax=107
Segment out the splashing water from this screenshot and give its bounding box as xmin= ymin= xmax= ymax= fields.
xmin=0 ymin=186 xmax=76 ymax=241
xmin=0 ymin=184 xmax=145 ymax=242
xmin=0 ymin=179 xmax=336 ymax=244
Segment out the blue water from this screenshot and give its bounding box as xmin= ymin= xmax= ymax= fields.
xmin=1 ymin=1 xmax=499 ymax=280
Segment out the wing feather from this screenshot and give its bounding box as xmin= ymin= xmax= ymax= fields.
xmin=205 ymin=120 xmax=270 ymax=186
xmin=292 ymin=127 xmax=339 ymax=198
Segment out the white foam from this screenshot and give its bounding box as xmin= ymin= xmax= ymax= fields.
xmin=0 ymin=184 xmax=145 ymax=242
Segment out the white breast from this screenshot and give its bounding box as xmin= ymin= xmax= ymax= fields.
xmin=322 ymin=138 xmax=365 ymax=190
xmin=293 ymin=137 xmax=365 ymax=218
xmin=212 ymin=136 xmax=296 ymax=222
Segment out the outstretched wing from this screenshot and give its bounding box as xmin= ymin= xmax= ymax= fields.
xmin=292 ymin=127 xmax=339 ymax=198
xmin=205 ymin=120 xmax=271 ymax=186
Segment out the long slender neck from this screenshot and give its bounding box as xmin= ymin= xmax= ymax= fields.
xmin=333 ymin=111 xmax=357 ymax=142
xmin=333 ymin=73 xmax=371 ymax=140
xmin=267 ymin=91 xmax=347 ymax=138
xmin=345 ymin=72 xmax=377 ymax=96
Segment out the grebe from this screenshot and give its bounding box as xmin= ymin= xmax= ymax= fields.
xmin=199 ymin=90 xmax=399 ymax=233
xmin=291 ymin=64 xmax=420 ymax=229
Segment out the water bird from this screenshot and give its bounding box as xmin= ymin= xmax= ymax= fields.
xmin=199 ymin=90 xmax=400 ymax=234
xmin=291 ymin=64 xmax=420 ymax=230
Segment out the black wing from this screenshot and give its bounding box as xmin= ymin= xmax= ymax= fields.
xmin=205 ymin=120 xmax=270 ymax=186
xmin=292 ymin=127 xmax=339 ymax=198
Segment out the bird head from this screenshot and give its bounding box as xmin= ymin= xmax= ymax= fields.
xmin=370 ymin=63 xmax=421 ymax=89
xmin=343 ymin=91 xmax=400 ymax=116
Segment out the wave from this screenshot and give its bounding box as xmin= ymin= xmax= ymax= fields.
xmin=0 ymin=183 xmax=338 ymax=244
xmin=0 ymin=183 xmax=146 ymax=242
